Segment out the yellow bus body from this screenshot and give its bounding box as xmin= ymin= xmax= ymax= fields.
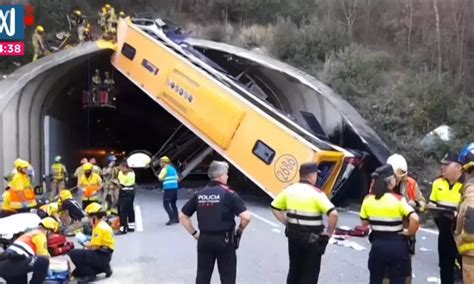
xmin=111 ymin=19 xmax=347 ymax=198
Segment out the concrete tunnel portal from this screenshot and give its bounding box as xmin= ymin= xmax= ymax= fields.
xmin=0 ymin=39 xmax=390 ymax=201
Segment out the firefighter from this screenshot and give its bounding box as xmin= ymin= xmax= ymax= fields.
xmin=103 ymin=71 xmax=115 ymax=92
xmin=361 ymin=164 xmax=419 ymax=284
xmin=79 ymin=163 xmax=103 ymax=210
xmin=89 ymin=157 xmax=102 ymax=175
xmin=116 ymin=161 xmax=136 ymax=234
xmin=0 ymin=217 xmax=59 ymax=284
xmin=387 ymin=154 xmax=426 ymax=212
xmin=69 ymin=202 xmax=114 ymax=282
xmin=427 ymin=152 xmax=464 ymax=284
xmin=102 ymin=155 xmax=119 ymax=214
xmin=455 ymin=143 xmax=474 ymax=283
xmin=98 ymin=7 xmax=107 ymax=32
xmin=50 ymin=155 xmax=68 ymax=201
xmin=83 ymin=26 xmax=93 ymax=42
xmin=37 ymin=201 xmax=60 ymax=221
xmin=106 ymin=6 xmax=117 ymax=32
xmin=158 ymin=156 xmax=180 ymax=225
xmin=9 ymin=159 xmax=37 ymax=212
xmin=271 ymin=162 xmax=338 ymax=283
xmin=386 ymin=153 xmax=425 ymax=284
xmin=71 ymin=10 xmax=87 ymax=43
xmin=32 ymin=25 xmax=47 ymax=61
xmin=1 ymin=187 xmax=15 ymax=217
xmin=180 ymin=161 xmax=251 ymax=284
xmin=58 ymin=189 xmax=87 ymax=234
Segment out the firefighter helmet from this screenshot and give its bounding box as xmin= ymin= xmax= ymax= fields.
xmin=39 ymin=217 xmax=59 ymax=233
xmin=85 ymin=202 xmax=103 ymax=215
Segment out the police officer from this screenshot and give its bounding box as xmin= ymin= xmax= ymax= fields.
xmin=360 ymin=164 xmax=419 ymax=284
xmin=180 ymin=160 xmax=251 ymax=284
xmin=0 ymin=217 xmax=59 ymax=284
xmin=427 ymin=152 xmax=464 ymax=284
xmin=271 ymin=162 xmax=338 ymax=284
xmin=116 ymin=161 xmax=136 ymax=235
xmin=69 ymin=202 xmax=114 ymax=282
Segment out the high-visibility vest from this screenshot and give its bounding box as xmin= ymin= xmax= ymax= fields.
xmin=406 ymin=177 xmax=417 ymax=201
xmin=80 ymin=173 xmax=101 ymax=200
xmin=7 ymin=230 xmax=43 ymax=257
xmin=9 ymin=173 xmax=36 ymax=209
xmin=51 ymin=163 xmax=66 ymax=180
xmin=162 ymin=165 xmax=179 ymax=190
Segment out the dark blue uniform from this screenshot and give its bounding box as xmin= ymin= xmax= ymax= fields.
xmin=181 ymin=181 xmax=247 ymax=284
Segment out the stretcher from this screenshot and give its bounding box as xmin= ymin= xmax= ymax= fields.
xmin=0 ymin=213 xmax=41 ymax=249
xmin=44 ymin=255 xmax=71 ymax=284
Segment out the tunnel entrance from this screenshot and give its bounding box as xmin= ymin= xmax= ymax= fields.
xmin=43 ymin=54 xmax=262 ymax=195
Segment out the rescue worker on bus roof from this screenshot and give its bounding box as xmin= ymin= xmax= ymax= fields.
xmin=180 ymin=160 xmax=251 ymax=284
xmin=32 ymin=25 xmax=47 ymax=62
xmin=79 ymin=163 xmax=103 ymax=210
xmin=159 ymin=156 xmax=180 ymax=225
xmin=116 ymin=161 xmax=136 ymax=235
xmin=427 ymin=152 xmax=464 ymax=284
xmin=360 ymin=164 xmax=419 ymax=284
xmin=0 ymin=217 xmax=59 ymax=284
xmin=455 ymin=143 xmax=474 ymax=283
xmin=51 ymin=155 xmax=68 ymax=201
xmin=9 ymin=159 xmax=37 ymax=212
xmin=72 ymin=10 xmax=87 ymax=43
xmin=69 ymin=202 xmax=114 ymax=282
xmin=271 ymin=162 xmax=338 ymax=284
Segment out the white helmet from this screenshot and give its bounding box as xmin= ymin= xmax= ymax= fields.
xmin=387 ymin=154 xmax=408 ymax=176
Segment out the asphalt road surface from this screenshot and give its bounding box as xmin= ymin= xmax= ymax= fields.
xmin=59 ymin=187 xmax=441 ymax=284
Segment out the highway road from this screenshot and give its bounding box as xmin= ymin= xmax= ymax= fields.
xmin=63 ymin=187 xmax=443 ymax=284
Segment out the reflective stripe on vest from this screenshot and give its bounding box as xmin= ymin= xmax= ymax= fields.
xmin=286 ymin=209 xmax=323 ymax=226
xmin=459 ymin=243 xmax=474 ymax=254
xmin=9 ymin=188 xmax=37 ymax=209
xmin=8 ymin=232 xmax=40 ymax=256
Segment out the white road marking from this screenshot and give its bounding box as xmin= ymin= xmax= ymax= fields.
xmin=249 ymin=211 xmax=280 ymax=228
xmin=135 ymin=205 xmax=144 ymax=232
xmin=348 ymin=210 xmax=439 ymax=235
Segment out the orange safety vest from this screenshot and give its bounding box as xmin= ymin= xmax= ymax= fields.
xmin=9 ymin=174 xmax=36 ymax=209
xmin=7 ymin=230 xmax=42 ymax=256
xmin=84 ymin=185 xmax=100 ymax=199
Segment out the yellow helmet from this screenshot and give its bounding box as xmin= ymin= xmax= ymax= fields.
xmin=85 ymin=202 xmax=103 ymax=215
xmin=36 ymin=25 xmax=44 ymax=33
xmin=160 ymin=156 xmax=170 ymax=163
xmin=59 ymin=190 xmax=72 ymax=201
xmin=119 ymin=11 xmax=125 ymax=17
xmin=39 ymin=217 xmax=59 ymax=233
xmin=84 ymin=27 xmax=90 ymax=33
xmin=15 ymin=159 xmax=30 ymax=169
xmin=105 ymin=4 xmax=111 ymax=10
xmin=74 ymin=10 xmax=81 ymax=16
xmin=48 ymin=202 xmax=59 ymax=215
xmin=83 ymin=163 xmax=93 ymax=171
